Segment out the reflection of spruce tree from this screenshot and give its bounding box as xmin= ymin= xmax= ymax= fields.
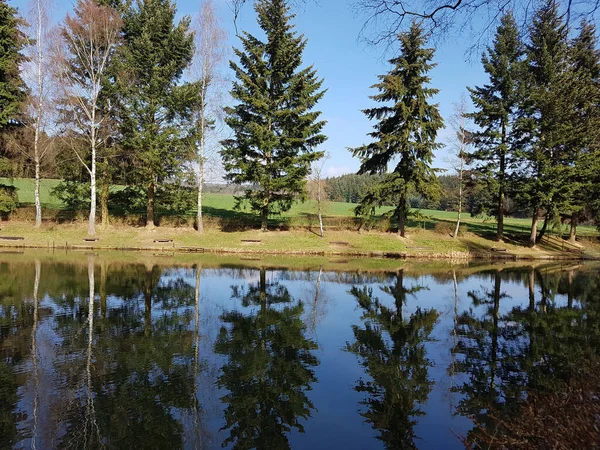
xmin=215 ymin=267 xmax=319 ymax=450
xmin=460 ymin=269 xmax=600 ymax=446
xmin=346 ymin=271 xmax=439 ymax=449
xmin=451 ymin=271 xmax=522 ymax=439
xmin=507 ymin=268 xmax=600 ymax=390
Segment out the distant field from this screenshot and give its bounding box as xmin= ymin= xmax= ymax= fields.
xmin=2 ymin=177 xmax=597 ymax=237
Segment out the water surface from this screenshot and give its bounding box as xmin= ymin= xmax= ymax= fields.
xmin=0 ymin=253 xmax=598 ymax=449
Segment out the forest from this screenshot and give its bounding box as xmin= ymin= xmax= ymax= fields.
xmin=0 ymin=0 xmax=599 ymax=248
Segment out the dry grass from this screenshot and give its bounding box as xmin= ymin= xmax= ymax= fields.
xmin=461 ymin=361 xmax=600 ymax=450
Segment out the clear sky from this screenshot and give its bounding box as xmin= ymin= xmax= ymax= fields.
xmin=10 ymin=0 xmax=489 ymax=177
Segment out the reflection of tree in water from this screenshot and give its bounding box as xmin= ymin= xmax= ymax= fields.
xmin=346 ymin=270 xmax=439 ymax=449
xmin=50 ymin=263 xmax=200 ymax=449
xmin=450 ymin=270 xmax=523 ymax=437
xmin=452 ymin=268 xmax=600 ymax=447
xmin=215 ymin=267 xmax=319 ymax=450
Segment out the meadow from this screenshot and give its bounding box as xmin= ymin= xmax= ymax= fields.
xmin=3 ymin=177 xmax=596 ymax=239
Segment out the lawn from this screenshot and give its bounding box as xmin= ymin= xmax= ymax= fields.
xmin=2 ymin=177 xmax=597 ymax=238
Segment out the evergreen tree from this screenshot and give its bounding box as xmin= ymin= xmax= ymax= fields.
xmin=351 ymin=22 xmax=443 ymax=237
xmin=514 ymin=0 xmax=570 ymax=246
xmin=221 ymin=0 xmax=326 ymax=232
xmin=468 ymin=13 xmax=525 ymax=242
xmin=215 ymin=268 xmax=318 ymax=448
xmin=346 ymin=272 xmax=439 ymax=448
xmin=564 ymin=21 xmax=600 ymax=241
xmin=114 ymin=0 xmax=198 ymax=228
xmin=0 ymin=0 xmax=25 ymax=129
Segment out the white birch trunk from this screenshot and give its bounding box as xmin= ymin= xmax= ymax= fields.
xmin=33 ymin=0 xmax=44 ymax=228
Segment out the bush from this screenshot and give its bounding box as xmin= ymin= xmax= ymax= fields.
xmin=0 ymin=184 xmax=18 ymax=218
xmin=434 ymin=221 xmax=468 ymax=236
xmin=52 ymin=180 xmax=90 ymax=211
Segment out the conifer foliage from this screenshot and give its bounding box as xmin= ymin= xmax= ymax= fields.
xmin=221 ymin=0 xmax=326 ymax=232
xmin=468 ymin=12 xmax=524 ymax=242
xmin=351 ymin=22 xmax=443 ymax=237
xmin=0 ymin=0 xmax=26 ymax=130
xmin=115 ymin=0 xmax=198 ymax=228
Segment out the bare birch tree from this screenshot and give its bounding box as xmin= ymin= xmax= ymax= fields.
xmin=190 ymin=0 xmax=227 ymax=234
xmin=308 ymin=153 xmax=329 ymax=238
xmin=22 ymin=0 xmax=55 ymax=227
xmin=55 ymin=0 xmax=121 ymax=236
xmin=446 ymin=94 xmax=470 ymax=239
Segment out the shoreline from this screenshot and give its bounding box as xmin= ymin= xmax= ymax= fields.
xmin=0 ymin=221 xmax=598 ymax=262
xmin=0 ymin=240 xmax=597 ymax=261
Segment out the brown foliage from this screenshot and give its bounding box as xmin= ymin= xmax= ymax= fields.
xmin=462 ymin=361 xmax=600 ymax=450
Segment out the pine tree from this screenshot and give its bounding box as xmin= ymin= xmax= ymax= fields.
xmin=468 ymin=12 xmax=524 ymax=242
xmin=115 ymin=0 xmax=198 ymax=228
xmin=221 ymin=0 xmax=326 ymax=232
xmin=0 ymin=0 xmax=26 ymax=130
xmin=351 ymin=22 xmax=443 ymax=237
xmin=515 ymin=0 xmax=570 ymax=246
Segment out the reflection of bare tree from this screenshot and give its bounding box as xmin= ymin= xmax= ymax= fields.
xmin=31 ymin=259 xmax=40 ymax=450
xmin=307 ymin=266 xmax=327 ymax=334
xmin=84 ymin=256 xmax=101 ymax=447
xmin=192 ymin=263 xmax=205 ymax=449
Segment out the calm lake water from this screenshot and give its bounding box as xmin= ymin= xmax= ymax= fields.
xmin=0 ymin=253 xmax=598 ymax=449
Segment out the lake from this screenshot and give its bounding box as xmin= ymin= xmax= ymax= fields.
xmin=0 ymin=252 xmax=598 ymax=449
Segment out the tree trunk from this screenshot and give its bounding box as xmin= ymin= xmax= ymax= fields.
xmin=147 ymin=179 xmax=156 ymax=229
xmin=537 ymin=213 xmax=549 ymax=243
xmin=317 ymin=181 xmax=324 ymax=238
xmin=497 ymin=187 xmax=505 ymax=242
xmin=261 ymin=202 xmax=268 ymax=232
xmin=197 ymin=101 xmax=206 ymax=233
xmin=88 ymin=142 xmax=96 ymax=236
xmin=101 ymin=161 xmax=109 ymax=228
xmin=398 ymin=189 xmax=406 ymax=237
xmin=34 ymin=156 xmax=41 ymax=227
xmin=498 ymin=122 xmax=506 ymax=242
xmin=453 ymin=168 xmax=462 ymax=239
xmin=197 ymin=171 xmax=203 ymax=233
xmin=569 ymin=216 xmax=577 ymax=243
xmin=530 ymin=208 xmax=539 ymax=247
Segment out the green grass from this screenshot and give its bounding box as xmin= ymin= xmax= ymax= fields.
xmin=2 ymin=177 xmax=597 ymax=238
xmin=1 ymin=178 xmax=64 ymax=207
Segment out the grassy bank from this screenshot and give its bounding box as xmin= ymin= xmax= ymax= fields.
xmin=1 ymin=177 xmax=599 ymax=260
xmin=0 ymin=221 xmax=598 ymax=260
xmin=3 ymin=177 xmax=599 ymax=236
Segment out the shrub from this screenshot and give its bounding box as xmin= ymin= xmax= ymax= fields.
xmin=0 ymin=184 xmax=18 ymax=218
xmin=52 ymin=180 xmax=90 ymax=211
xmin=434 ymin=221 xmax=467 ymax=236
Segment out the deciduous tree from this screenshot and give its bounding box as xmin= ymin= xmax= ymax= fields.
xmin=56 ymin=0 xmax=122 ymax=235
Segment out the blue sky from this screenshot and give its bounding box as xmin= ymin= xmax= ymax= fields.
xmin=10 ymin=0 xmax=488 ymax=177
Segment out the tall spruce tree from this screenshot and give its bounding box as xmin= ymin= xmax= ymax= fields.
xmin=468 ymin=13 xmax=524 ymax=242
xmin=351 ymin=22 xmax=443 ymax=237
xmin=0 ymin=0 xmax=26 ymax=131
xmin=221 ymin=0 xmax=326 ymax=232
xmin=564 ymin=21 xmax=600 ymax=241
xmin=115 ymin=0 xmax=198 ymax=228
xmin=515 ymin=0 xmax=570 ymax=246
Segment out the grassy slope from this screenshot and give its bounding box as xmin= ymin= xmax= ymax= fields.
xmin=1 ymin=178 xmax=598 ymax=259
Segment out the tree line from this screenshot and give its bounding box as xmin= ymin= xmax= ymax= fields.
xmin=1 ymin=0 xmax=599 ymax=245
xmin=350 ymin=1 xmax=600 ymax=244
